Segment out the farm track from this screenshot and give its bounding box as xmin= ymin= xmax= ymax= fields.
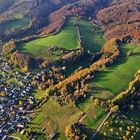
xmin=90 ymin=111 xmax=112 ymax=140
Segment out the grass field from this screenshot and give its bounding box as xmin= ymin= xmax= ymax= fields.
xmin=0 ymin=16 xmax=30 ymax=32
xmin=19 ymin=18 xmax=105 ymax=59
xmin=90 ymin=44 xmax=140 ymax=96
xmin=78 ymin=97 xmax=106 ymax=129
xmin=27 ymin=98 xmax=106 ymax=139
xmin=28 ymin=99 xmax=82 ymax=139
xmin=19 ymin=18 xmax=78 ymax=58
xmin=30 ymin=89 xmax=48 ymax=101
xmin=78 ymin=20 xmax=105 ymax=53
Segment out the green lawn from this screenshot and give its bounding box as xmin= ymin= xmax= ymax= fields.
xmin=90 ymin=44 xmax=140 ymax=96
xmin=19 ymin=18 xmax=78 ymax=58
xmin=78 ymin=20 xmax=105 ymax=53
xmin=0 ymin=16 xmax=30 ymax=32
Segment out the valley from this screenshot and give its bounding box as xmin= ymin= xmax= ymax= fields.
xmin=0 ymin=0 xmax=140 ymax=140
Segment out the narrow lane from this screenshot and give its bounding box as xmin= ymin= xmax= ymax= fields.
xmin=90 ymin=111 xmax=112 ymax=140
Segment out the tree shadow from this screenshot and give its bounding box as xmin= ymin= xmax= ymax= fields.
xmin=80 ymin=124 xmax=96 ymax=138
xmin=132 ymin=52 xmax=140 ymax=56
xmin=93 ymin=57 xmax=128 ymax=82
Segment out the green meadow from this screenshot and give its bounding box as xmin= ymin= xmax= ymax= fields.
xmin=18 ymin=18 xmax=105 ymax=59
xmin=19 ymin=18 xmax=78 ymax=58
xmin=90 ymin=44 xmax=140 ymax=97
xmin=78 ymin=97 xmax=106 ymax=129
xmin=26 ymin=97 xmax=106 ymax=139
xmin=27 ymin=99 xmax=82 ymax=139
xmin=70 ymin=43 xmax=140 ymax=138
xmin=78 ymin=20 xmax=105 ymax=53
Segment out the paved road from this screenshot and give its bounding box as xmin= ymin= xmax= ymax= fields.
xmin=90 ymin=111 xmax=112 ymax=140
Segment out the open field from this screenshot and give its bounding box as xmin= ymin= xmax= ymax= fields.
xmin=89 ymin=44 xmax=140 ymax=97
xmin=78 ymin=20 xmax=105 ymax=53
xmin=18 ymin=18 xmax=105 ymax=59
xmin=19 ymin=18 xmax=78 ymax=58
xmin=27 ymin=99 xmax=82 ymax=139
xmin=30 ymin=89 xmax=47 ymax=101
xmin=27 ymin=98 xmax=106 ymax=139
xmin=0 ymin=16 xmax=30 ymax=32
xmin=78 ymin=98 xmax=106 ymax=129
xmin=77 ymin=43 xmax=140 ymax=133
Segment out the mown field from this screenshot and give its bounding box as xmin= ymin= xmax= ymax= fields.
xmin=90 ymin=44 xmax=140 ymax=97
xmin=0 ymin=16 xmax=30 ymax=32
xmin=22 ymin=97 xmax=106 ymax=140
xmin=19 ymin=18 xmax=78 ymax=58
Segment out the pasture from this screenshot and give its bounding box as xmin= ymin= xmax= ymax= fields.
xmin=28 ymin=99 xmax=82 ymax=139
xmin=90 ymin=44 xmax=140 ymax=97
xmin=26 ymin=97 xmax=106 ymax=139
xmin=78 ymin=20 xmax=105 ymax=53
xmin=19 ymin=18 xmax=78 ymax=58
xmin=18 ymin=18 xmax=105 ymax=59
xmin=78 ymin=97 xmax=106 ymax=129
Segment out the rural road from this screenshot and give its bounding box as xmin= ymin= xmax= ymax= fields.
xmin=90 ymin=111 xmax=112 ymax=140
xmin=76 ymin=25 xmax=82 ymax=43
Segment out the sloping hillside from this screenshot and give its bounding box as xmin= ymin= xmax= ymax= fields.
xmin=96 ymin=0 xmax=140 ymax=41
